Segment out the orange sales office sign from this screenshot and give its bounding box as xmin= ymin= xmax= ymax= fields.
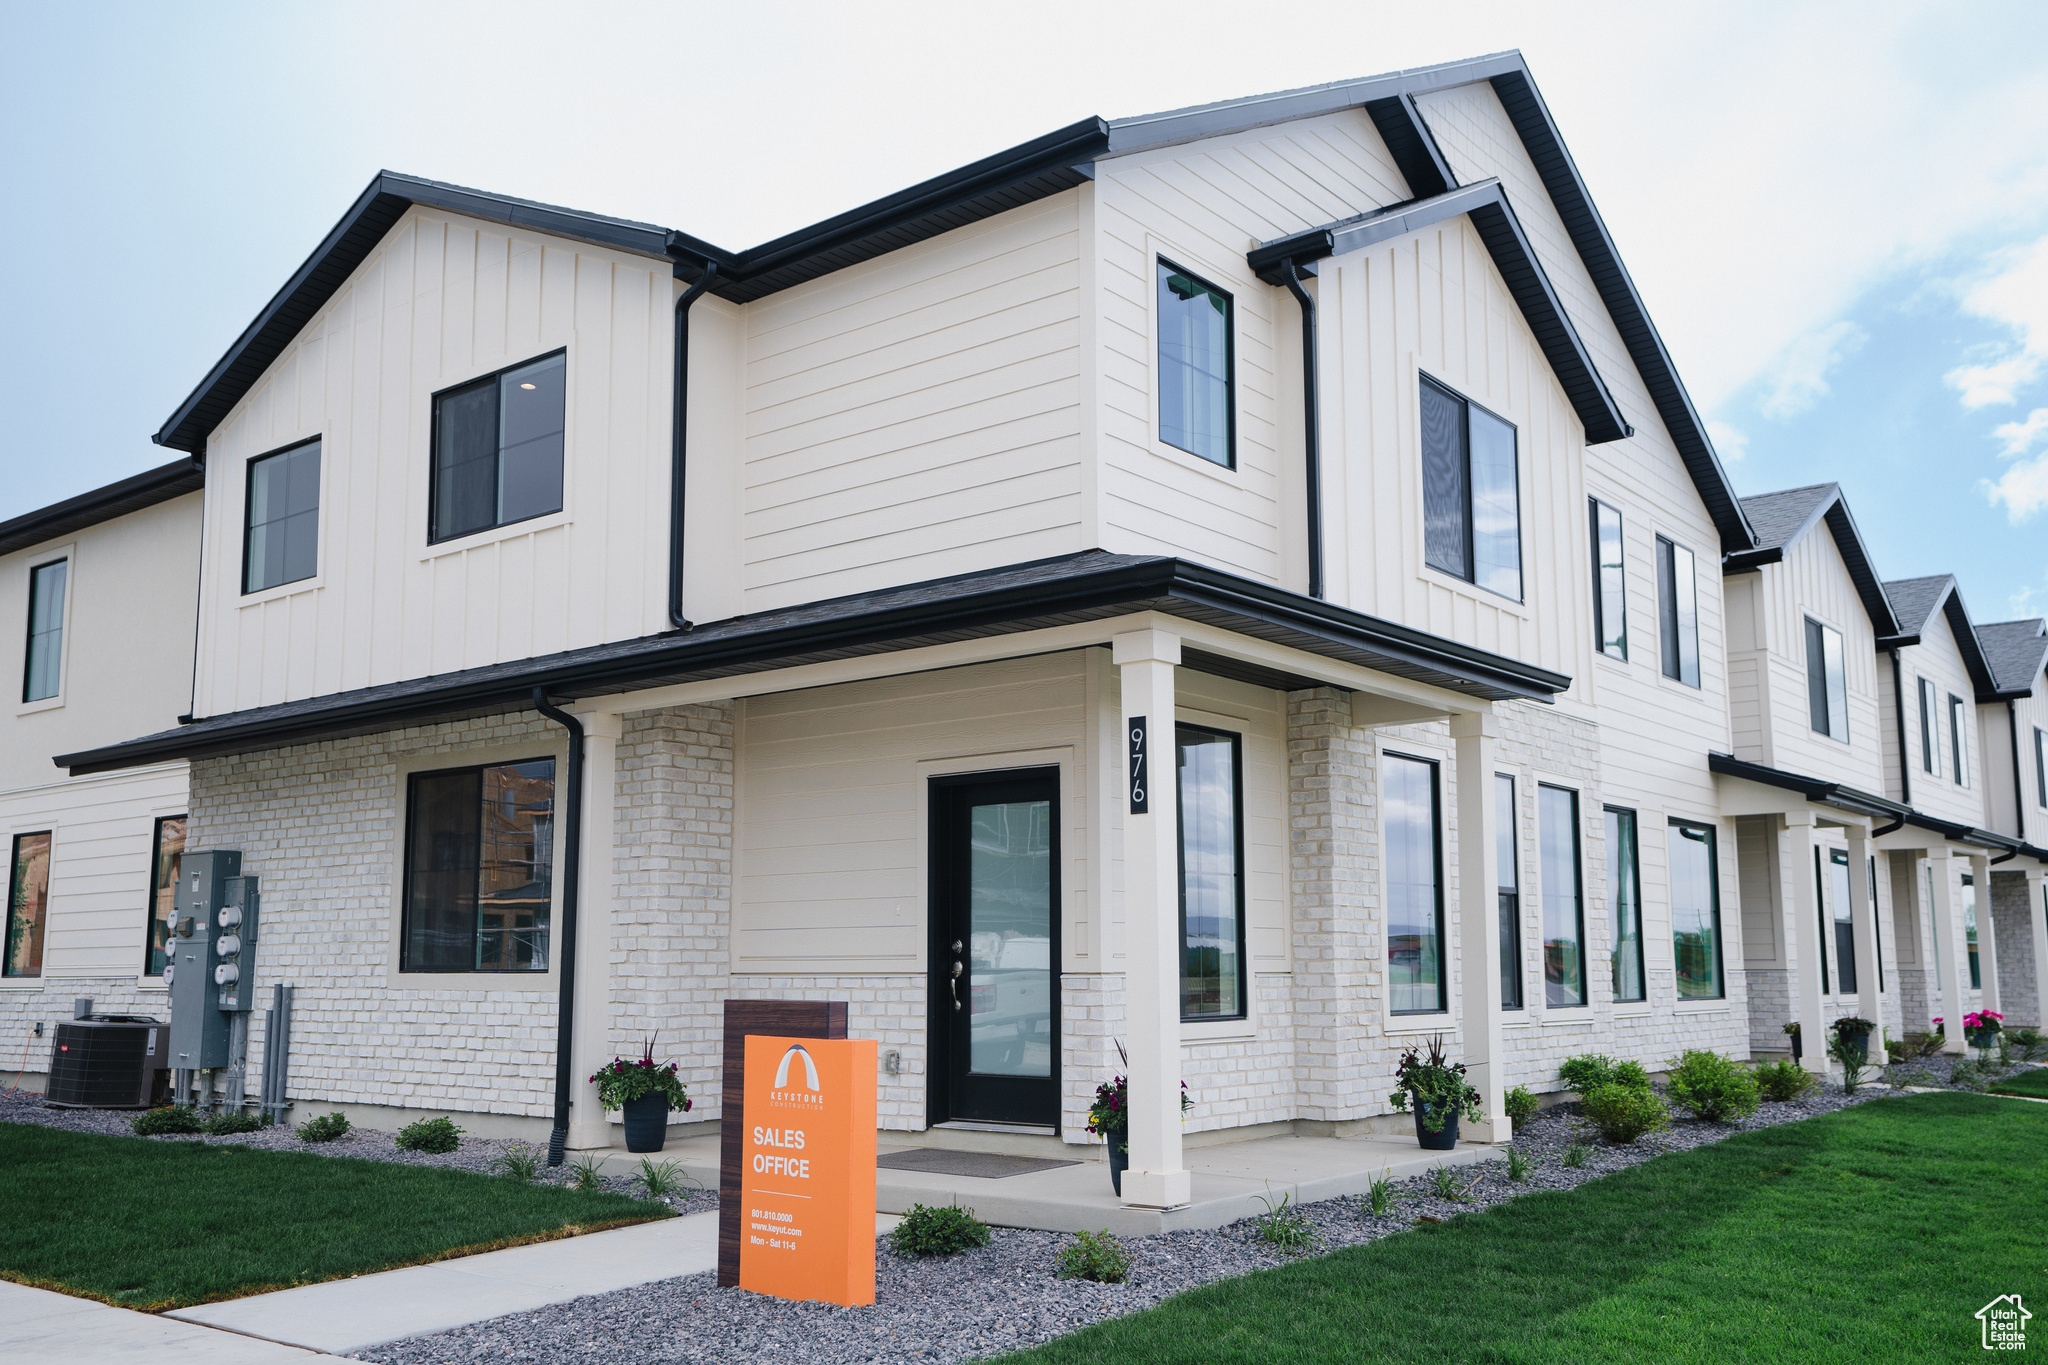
xmin=738 ymin=1035 xmax=877 ymax=1306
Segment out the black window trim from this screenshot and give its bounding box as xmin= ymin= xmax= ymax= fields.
xmin=1420 ymin=372 xmax=1524 ymax=604
xmin=240 ymin=434 xmax=323 ymax=597
xmin=1154 ymin=258 xmax=1237 ymax=471
xmin=427 ymin=347 xmax=571 ymax=547
xmin=2036 ymin=725 xmax=2047 ymax=810
xmin=142 ymin=813 xmax=188 ymax=976
xmin=1803 ymin=615 xmax=1848 ymax=743
xmin=1655 ymin=532 xmax=1701 ymax=688
xmin=1918 ymin=676 xmax=1938 ymax=775
xmin=399 ymin=754 xmax=559 ymax=975
xmin=1948 ymin=692 xmax=1968 ymax=787
xmin=1589 ymin=496 xmax=1627 ymax=662
xmin=1668 ymin=817 xmax=1726 ymax=1001
xmin=1175 ymin=720 xmax=1249 ymax=1023
xmin=22 ymin=554 xmax=69 ymax=704
xmin=1384 ymin=747 xmax=1447 ymax=1016
xmin=1539 ymin=781 xmax=1586 ymax=1009
xmin=1604 ymin=803 xmax=1646 ymax=1004
xmin=3 ymin=828 xmax=52 ymax=979
xmin=1498 ymin=772 xmax=1522 ymax=1012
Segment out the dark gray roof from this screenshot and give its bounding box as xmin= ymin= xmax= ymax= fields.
xmin=1881 ymin=574 xmax=2009 ymax=698
xmin=1726 ymin=484 xmax=1898 ymax=636
xmin=1883 ymin=575 xmax=1955 ymax=641
xmin=0 ymin=459 xmax=203 ymax=558
xmin=1977 ymin=618 xmax=2048 ymax=695
xmin=56 ymin=550 xmax=1571 ymax=776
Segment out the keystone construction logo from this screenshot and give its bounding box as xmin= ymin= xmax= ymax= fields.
xmin=1979 ymin=1294 xmax=2031 ymax=1351
xmin=770 ymin=1044 xmax=825 ymax=1109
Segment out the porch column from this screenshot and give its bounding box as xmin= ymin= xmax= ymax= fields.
xmin=1449 ymin=711 xmax=1507 ymax=1141
xmin=568 ymin=710 xmax=623 ymax=1150
xmin=1784 ymin=812 xmax=1828 ymax=1075
xmin=1970 ymin=853 xmax=1999 ymax=1016
xmin=1113 ymin=628 xmax=1191 ymax=1209
xmin=2029 ymin=869 xmax=2048 ymax=1031
xmin=1927 ymin=849 xmax=1967 ymax=1055
xmin=1844 ymin=826 xmax=1885 ymax=1065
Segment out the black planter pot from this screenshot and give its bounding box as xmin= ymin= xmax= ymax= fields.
xmin=1108 ymin=1138 xmax=1128 ymax=1196
xmin=1836 ymin=1027 xmax=1871 ymax=1066
xmin=622 ymin=1092 xmax=670 ymax=1153
xmin=1414 ymin=1104 xmax=1460 ymax=1151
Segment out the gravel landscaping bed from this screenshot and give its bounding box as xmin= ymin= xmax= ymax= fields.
xmin=352 ymin=1079 xmax=1900 ymax=1365
xmin=1882 ymin=1050 xmax=2044 ymax=1090
xmin=0 ymin=1090 xmax=716 ymax=1217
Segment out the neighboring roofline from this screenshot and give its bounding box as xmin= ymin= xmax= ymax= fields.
xmin=1724 ymin=484 xmax=1901 ymax=637
xmin=1878 ymin=576 xmax=2011 ymax=699
xmin=56 ymin=551 xmax=1570 ymax=776
xmin=1707 ymin=752 xmax=1910 ymax=822
xmin=1976 ymin=618 xmax=2048 ymax=694
xmin=1249 ymin=180 xmax=1630 ymax=444
xmin=0 ymin=459 xmax=204 ymax=558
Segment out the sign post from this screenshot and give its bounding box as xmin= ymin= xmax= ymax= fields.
xmin=737 ymin=1035 xmax=876 ymax=1305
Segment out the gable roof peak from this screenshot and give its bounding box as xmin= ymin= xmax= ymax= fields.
xmin=1729 ymin=484 xmax=1895 ymax=636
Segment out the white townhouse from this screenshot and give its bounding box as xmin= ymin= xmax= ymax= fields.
xmin=1973 ymin=617 xmax=2048 ymax=1028
xmin=0 ymin=462 xmax=202 ymax=1073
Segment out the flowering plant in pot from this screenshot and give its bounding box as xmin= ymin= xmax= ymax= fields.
xmin=593 ymin=1035 xmax=691 ymax=1153
xmin=1964 ymin=1010 xmax=2004 ymax=1053
xmin=1829 ymin=1016 xmax=1875 ymax=1065
xmin=1388 ymin=1034 xmax=1483 ymax=1151
xmin=1085 ymin=1041 xmax=1191 ymax=1196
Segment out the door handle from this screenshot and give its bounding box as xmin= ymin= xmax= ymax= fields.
xmin=950 ymin=958 xmax=963 ymax=1011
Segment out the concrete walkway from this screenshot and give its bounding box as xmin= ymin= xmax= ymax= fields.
xmin=0 ymin=1280 xmax=341 ymax=1363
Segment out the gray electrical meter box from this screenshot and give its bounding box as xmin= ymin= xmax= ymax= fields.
xmin=217 ymin=875 xmax=260 ymax=1012
xmin=166 ymin=850 xmax=240 ymax=1068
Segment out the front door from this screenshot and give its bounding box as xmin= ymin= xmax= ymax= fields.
xmin=928 ymin=769 xmax=1059 ymax=1128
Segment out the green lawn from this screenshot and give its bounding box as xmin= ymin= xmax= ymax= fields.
xmin=0 ymin=1123 xmax=670 ymax=1309
xmin=1989 ymin=1068 xmax=2048 ymax=1098
xmin=1003 ymin=1092 xmax=2046 ymax=1365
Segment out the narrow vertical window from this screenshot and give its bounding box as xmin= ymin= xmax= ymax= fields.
xmin=144 ymin=815 xmax=188 ymax=976
xmin=402 ymin=759 xmax=555 ymax=972
xmin=1657 ymin=535 xmax=1700 ymax=687
xmin=1590 ymin=499 xmax=1627 ymax=660
xmin=23 ymin=559 xmax=67 ymax=703
xmin=1804 ymin=618 xmax=1848 ymax=742
xmin=1811 ymin=846 xmax=1831 ymax=995
xmin=1539 ymin=784 xmax=1584 ymax=1008
xmin=1497 ymin=774 xmax=1521 ymax=1010
xmin=1156 ymin=262 xmax=1234 ymax=467
xmin=1421 ymin=380 xmax=1468 ymax=579
xmin=1385 ymin=753 xmax=1444 ymax=1014
xmin=4 ymin=831 xmax=52 ymax=977
xmin=2037 ymin=726 xmax=2047 ymax=808
xmin=1869 ymin=855 xmax=1885 ymax=993
xmin=1948 ymin=694 xmax=1969 ymax=787
xmin=1829 ymin=848 xmax=1857 ymax=996
xmin=1925 ymin=863 xmax=1940 ymax=979
xmin=1670 ymin=821 xmax=1724 ymax=999
xmin=1962 ymin=872 xmax=1980 ymax=989
xmin=1421 ymin=378 xmax=1521 ymax=599
xmin=1606 ymin=807 xmax=1644 ymax=1002
xmin=431 ymin=352 xmax=568 ymax=542
xmin=1177 ymin=724 xmax=1244 ymax=1020
xmin=243 ymin=439 xmax=322 ymax=594
xmin=1918 ymin=678 xmax=1939 ymax=776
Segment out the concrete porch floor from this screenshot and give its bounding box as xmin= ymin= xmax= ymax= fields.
xmin=580 ymin=1129 xmax=1499 ymax=1236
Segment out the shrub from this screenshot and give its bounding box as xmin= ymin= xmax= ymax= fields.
xmin=889 ymin=1203 xmax=991 ymax=1258
xmin=395 ymin=1116 xmax=464 ymax=1154
xmin=1503 ymin=1085 xmax=1540 ymax=1130
xmin=203 ymin=1109 xmax=264 ymax=1136
xmin=1055 ymin=1229 xmax=1133 ymax=1283
xmin=1901 ymin=1031 xmax=1945 ymax=1059
xmin=296 ymin=1111 xmax=350 ymax=1142
xmin=131 ymin=1105 xmax=203 ymax=1136
xmin=1579 ymin=1082 xmax=1668 ymax=1144
xmin=1949 ymin=1060 xmax=1990 ymax=1092
xmin=1558 ymin=1053 xmax=1619 ymax=1094
xmin=1752 ymin=1059 xmax=1818 ymax=1102
xmin=1611 ymin=1060 xmax=1653 ymax=1091
xmin=1666 ymin=1049 xmax=1760 ymax=1123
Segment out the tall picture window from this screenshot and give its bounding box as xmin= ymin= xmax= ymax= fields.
xmin=144 ymin=815 xmax=188 ymax=975
xmin=1670 ymin=821 xmax=1724 ymax=999
xmin=1804 ymin=618 xmax=1849 ymax=742
xmin=1385 ymin=753 xmax=1444 ymax=1014
xmin=1962 ymin=872 xmax=1980 ymax=989
xmin=1497 ymin=774 xmax=1522 ymax=1010
xmin=1156 ymin=261 xmax=1234 ymax=467
xmin=1918 ymin=678 xmax=1939 ymax=775
xmin=1539 ymin=784 xmax=1584 ymax=1008
xmin=243 ymin=439 xmax=321 ymax=594
xmin=1948 ymin=694 xmax=1969 ymax=786
xmin=22 ymin=559 xmax=67 ymax=703
xmin=1606 ymin=807 xmax=1644 ymax=1002
xmin=1421 ymin=377 xmax=1522 ymax=599
xmin=2036 ymin=725 xmax=2047 ymax=808
xmin=402 ymin=759 xmax=556 ymax=973
xmin=1590 ymin=499 xmax=1627 ymax=660
xmin=1656 ymin=535 xmax=1700 ymax=686
xmin=4 ymin=831 xmax=51 ymax=977
xmin=431 ymin=351 xmax=568 ymax=543
xmin=1828 ymin=848 xmax=1857 ymax=996
xmin=1870 ymin=854 xmax=1885 ymax=992
xmin=1810 ymin=846 xmax=1831 ymax=995
xmin=1177 ymin=724 xmax=1245 ymax=1020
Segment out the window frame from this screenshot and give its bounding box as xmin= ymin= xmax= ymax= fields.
xmin=4 ymin=830 xmax=52 ymax=979
xmin=1175 ymin=721 xmax=1248 ymax=1023
xmin=1827 ymin=846 xmax=1857 ymax=996
xmin=1948 ymin=693 xmax=1969 ymax=787
xmin=240 ymin=435 xmax=324 ymax=597
xmin=1153 ymin=259 xmax=1237 ymax=470
xmin=1420 ymin=374 xmax=1523 ymax=602
xmin=398 ymin=755 xmax=558 ymax=975
xmin=21 ymin=556 xmax=69 ymax=705
xmin=1497 ymin=773 xmax=1522 ymax=1011
xmin=427 ymin=348 xmax=570 ymax=547
xmin=1384 ymin=750 xmax=1447 ymax=1017
xmin=2037 ymin=725 xmax=2047 ymax=810
xmin=1962 ymin=871 xmax=1980 ymax=989
xmin=1538 ymin=783 xmax=1586 ymax=1009
xmin=1605 ymin=805 xmax=1645 ymax=1004
xmin=142 ymin=814 xmax=188 ymax=977
xmin=1669 ymin=819 xmax=1726 ymax=1001
xmin=1589 ymin=498 xmax=1628 ymax=661
xmin=1656 ymin=534 xmax=1701 ymax=687
xmin=1919 ymin=677 xmax=1939 ymax=775
xmin=1804 ymin=616 xmax=1849 ymax=743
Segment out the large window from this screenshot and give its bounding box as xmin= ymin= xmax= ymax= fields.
xmin=1870 ymin=854 xmax=1884 ymax=993
xmin=1385 ymin=753 xmax=1444 ymax=1014
xmin=431 ymin=352 xmax=568 ymax=543
xmin=1670 ymin=821 xmax=1723 ymax=999
xmin=1590 ymin=499 xmax=1627 ymax=660
xmin=1156 ymin=262 xmax=1234 ymax=467
xmin=1656 ymin=535 xmax=1700 ymax=687
xmin=1804 ymin=618 xmax=1849 ymax=742
xmin=243 ymin=439 xmax=321 ymax=594
xmin=1962 ymin=872 xmax=1980 ymax=989
xmin=1810 ymin=846 xmax=1831 ymax=996
xmin=1498 ymin=774 xmax=1522 ymax=1010
xmin=1606 ymin=807 xmax=1644 ymax=1002
xmin=2037 ymin=726 xmax=2047 ymax=809
xmin=1539 ymin=784 xmax=1584 ymax=1008
xmin=1421 ymin=378 xmax=1521 ymax=599
xmin=1948 ymin=694 xmax=1969 ymax=787
xmin=23 ymin=559 xmax=67 ymax=703
xmin=1177 ymin=724 xmax=1244 ymax=1020
xmin=4 ymin=832 xmax=51 ymax=977
xmin=144 ymin=815 xmax=187 ymax=976
xmin=1828 ymin=847 xmax=1857 ymax=996
xmin=1918 ymin=677 xmax=1939 ymax=775
xmin=402 ymin=759 xmax=556 ymax=972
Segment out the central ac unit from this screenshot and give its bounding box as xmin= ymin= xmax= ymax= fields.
xmin=44 ymin=1017 xmax=168 ymax=1109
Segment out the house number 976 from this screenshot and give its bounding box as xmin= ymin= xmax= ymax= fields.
xmin=1128 ymin=716 xmax=1148 ymax=814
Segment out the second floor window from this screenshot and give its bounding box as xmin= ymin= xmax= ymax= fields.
xmin=1156 ymin=262 xmax=1234 ymax=467
xmin=1656 ymin=535 xmax=1700 ymax=687
xmin=1590 ymin=498 xmax=1627 ymax=660
xmin=1804 ymin=617 xmax=1848 ymax=742
xmin=1421 ymin=377 xmax=1522 ymax=599
xmin=1949 ymin=694 xmax=1969 ymax=786
xmin=1918 ymin=677 xmax=1939 ymax=775
xmin=432 ymin=352 xmax=567 ymax=543
xmin=2037 ymin=726 xmax=2046 ymax=809
xmin=244 ymin=439 xmax=321 ymax=594
xmin=23 ymin=559 xmax=66 ymax=702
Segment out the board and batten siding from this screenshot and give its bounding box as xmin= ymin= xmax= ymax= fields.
xmin=192 ymin=207 xmax=677 ymax=716
xmin=1879 ymin=613 xmax=1988 ymax=828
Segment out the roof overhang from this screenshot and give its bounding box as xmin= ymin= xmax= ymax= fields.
xmin=1708 ymin=752 xmax=1910 ymax=824
xmin=0 ymin=458 xmax=204 ymax=557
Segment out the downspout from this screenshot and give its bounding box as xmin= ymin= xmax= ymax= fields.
xmin=531 ymin=687 xmax=585 ymax=1166
xmin=668 ymin=261 xmax=722 ymax=631
xmin=1889 ymin=647 xmax=1911 ymax=808
xmin=2009 ymin=700 xmax=2026 ymax=843
xmin=1279 ymin=259 xmax=1324 ymax=600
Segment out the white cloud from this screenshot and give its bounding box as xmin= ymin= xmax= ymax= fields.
xmin=1947 ymin=353 xmax=2044 ymax=409
xmin=1993 ymin=407 xmax=2048 ymax=457
xmin=1759 ymin=322 xmax=1867 ymax=419
xmin=1706 ymin=420 xmax=1749 ymax=463
xmin=1944 ymin=237 xmax=2048 ymax=407
xmin=1984 ymin=452 xmax=2048 ymax=521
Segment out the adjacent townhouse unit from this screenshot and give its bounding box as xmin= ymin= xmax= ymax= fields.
xmin=1974 ymin=615 xmax=2048 ymax=1027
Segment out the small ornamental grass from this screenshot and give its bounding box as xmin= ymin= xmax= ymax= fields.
xmin=1055 ymin=1229 xmax=1133 ymax=1283
xmin=889 ymin=1202 xmax=991 ymax=1258
xmin=1505 ymin=1143 xmax=1533 ymax=1182
xmin=487 ymin=1142 xmax=543 ymax=1182
xmin=1580 ymin=1083 xmax=1668 ymax=1144
xmin=1363 ymin=1167 xmax=1399 ymax=1217
xmin=1752 ymin=1058 xmax=1819 ymax=1103
xmin=569 ymin=1152 xmax=607 ymax=1191
xmin=1251 ymin=1190 xmax=1318 ymax=1254
xmin=2010 ymin=1026 xmax=2044 ymax=1062
xmin=1665 ymin=1049 xmax=1760 ymax=1123
xmin=296 ymin=1112 xmax=350 ymax=1143
xmin=1561 ymin=1141 xmax=1591 ymax=1168
xmin=204 ymin=1110 xmax=265 ymax=1136
xmin=395 ymin=1116 xmax=464 ymax=1154
xmin=637 ymin=1158 xmax=690 ymax=1199
xmin=131 ymin=1106 xmax=203 ymax=1137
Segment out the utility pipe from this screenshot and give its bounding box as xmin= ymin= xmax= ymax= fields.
xmin=668 ymin=261 xmax=722 ymax=630
xmin=531 ymin=687 xmax=585 ymax=1166
xmin=1279 ymin=258 xmax=1324 ymax=601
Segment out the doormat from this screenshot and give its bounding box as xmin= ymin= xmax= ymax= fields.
xmin=876 ymin=1149 xmax=1082 ymax=1179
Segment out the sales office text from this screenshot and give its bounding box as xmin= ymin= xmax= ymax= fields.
xmin=752 ymin=1126 xmax=810 ymax=1179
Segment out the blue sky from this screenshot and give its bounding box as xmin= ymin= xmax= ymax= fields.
xmin=4 ymin=0 xmax=2045 ymax=619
